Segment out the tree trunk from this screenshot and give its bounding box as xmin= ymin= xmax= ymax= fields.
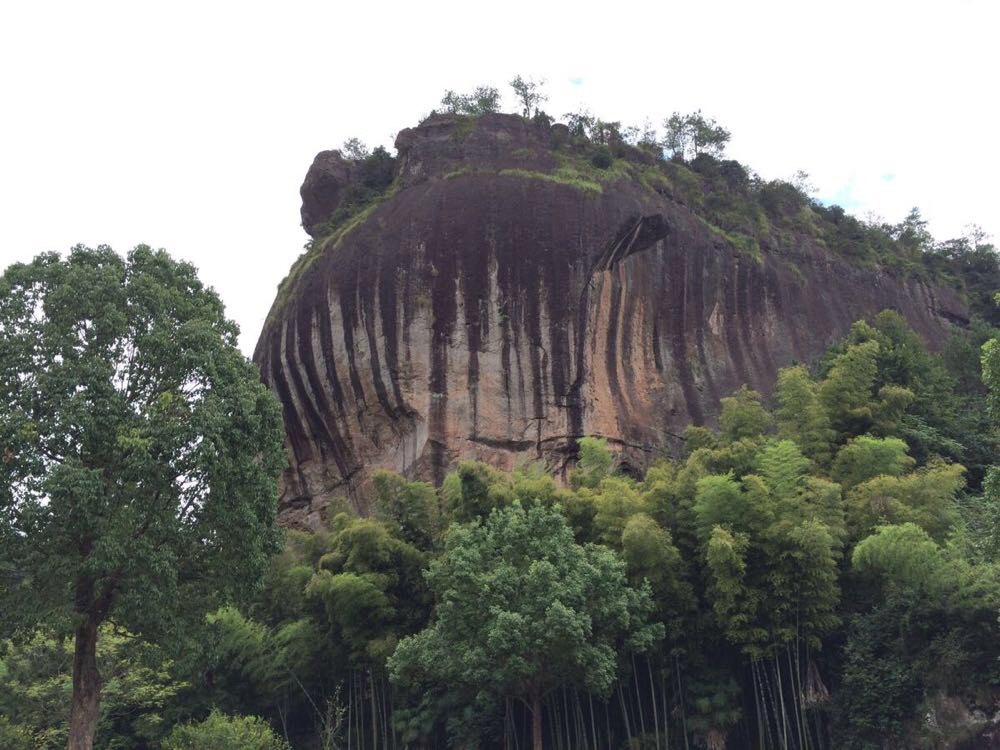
xmin=68 ymin=618 xmax=101 ymax=750
xmin=531 ymin=690 xmax=543 ymax=750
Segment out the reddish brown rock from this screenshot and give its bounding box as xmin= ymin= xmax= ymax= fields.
xmin=255 ymin=113 xmax=966 ymax=529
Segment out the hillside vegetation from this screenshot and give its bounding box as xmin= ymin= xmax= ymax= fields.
xmin=4 ymin=306 xmax=1000 ymax=748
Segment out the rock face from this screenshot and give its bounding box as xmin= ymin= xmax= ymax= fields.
xmin=255 ymin=113 xmax=967 ymax=529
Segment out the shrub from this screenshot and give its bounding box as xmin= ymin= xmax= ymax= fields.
xmin=590 ymin=145 xmax=613 ymax=169
xmin=162 ymin=711 xmax=290 ymax=750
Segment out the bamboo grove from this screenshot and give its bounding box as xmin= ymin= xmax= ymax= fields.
xmin=3 ymin=308 xmax=1000 ymax=749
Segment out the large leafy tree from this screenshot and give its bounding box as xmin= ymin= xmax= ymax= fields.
xmin=388 ymin=502 xmax=662 ymax=750
xmin=0 ymin=246 xmax=286 ymax=749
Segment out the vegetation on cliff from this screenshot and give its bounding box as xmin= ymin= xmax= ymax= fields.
xmin=273 ymin=79 xmax=998 ymax=332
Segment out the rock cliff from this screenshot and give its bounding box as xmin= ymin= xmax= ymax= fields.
xmin=255 ymin=113 xmax=967 ymax=528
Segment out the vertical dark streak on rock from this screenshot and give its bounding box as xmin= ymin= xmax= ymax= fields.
xmin=736 ymin=259 xmax=763 ymax=387
xmin=317 ymin=293 xmax=348 ymax=417
xmin=266 ymin=329 xmax=311 ymax=502
xmin=427 ymin=197 xmax=456 ymax=485
xmin=723 ymin=254 xmax=752 ymax=387
xmin=269 ymin=326 xmax=312 ymax=463
xmin=274 ymin=319 xmax=322 ymax=463
xmin=359 ymin=250 xmax=398 ymax=424
xmin=284 ymin=316 xmax=335 ymax=464
xmin=668 ymin=243 xmax=704 ymax=425
xmin=619 ymin=263 xmax=636 ymax=394
xmin=525 ymin=269 xmax=545 ymax=444
xmin=500 ymin=289 xmax=512 ymax=421
xmin=461 ymin=229 xmax=489 ymax=437
xmin=766 ymin=264 xmax=802 ymax=361
xmin=691 ymin=242 xmax=719 ymax=405
xmin=605 ymin=268 xmax=624 ymax=414
xmin=401 ymin=245 xmax=414 ymax=371
xmin=296 ymin=305 xmax=353 ymax=477
xmin=651 ymin=316 xmax=663 ymax=372
xmin=747 ymin=262 xmax=777 ymax=383
xmin=338 ymin=276 xmax=367 ymax=409
xmin=378 ymin=255 xmax=409 ymax=415
xmin=545 ymin=251 xmax=570 ymax=416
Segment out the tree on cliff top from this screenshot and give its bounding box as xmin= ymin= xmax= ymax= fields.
xmin=509 ymin=75 xmax=547 ymax=118
xmin=0 ymin=245 xmax=286 ymax=750
xmin=439 ymin=86 xmax=501 ymax=116
xmin=663 ymin=110 xmax=731 ymax=160
xmin=388 ymin=502 xmax=662 ymax=750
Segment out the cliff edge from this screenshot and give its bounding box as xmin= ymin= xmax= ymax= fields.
xmin=254 ymin=112 xmax=967 ymax=528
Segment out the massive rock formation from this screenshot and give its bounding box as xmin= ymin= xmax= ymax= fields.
xmin=255 ymin=113 xmax=966 ymax=528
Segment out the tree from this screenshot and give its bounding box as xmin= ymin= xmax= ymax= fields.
xmin=439 ymin=86 xmax=501 ymax=116
xmin=509 ymin=75 xmax=547 ymax=118
xmin=340 ymin=137 xmax=370 ymax=161
xmin=0 ymin=627 xmax=189 ymax=749
xmin=819 ymin=339 xmax=880 ymax=437
xmin=663 ymin=110 xmax=730 ymax=160
xmin=0 ymin=246 xmax=286 ymax=749
xmin=571 ymin=435 xmax=615 ymax=488
xmin=718 ymin=385 xmax=772 ymax=443
xmin=388 ymin=503 xmax=662 ymax=750
xmin=831 ymin=435 xmax=914 ymax=490
xmin=774 ymin=365 xmax=835 ymax=464
xmin=372 ymin=470 xmax=439 ymax=549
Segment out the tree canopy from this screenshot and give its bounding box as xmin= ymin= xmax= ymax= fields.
xmin=0 ymin=245 xmax=286 ymax=749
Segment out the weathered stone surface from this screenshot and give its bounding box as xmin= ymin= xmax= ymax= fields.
xmin=255 ymin=113 xmax=967 ymax=529
xmin=300 ymin=150 xmax=353 ymax=236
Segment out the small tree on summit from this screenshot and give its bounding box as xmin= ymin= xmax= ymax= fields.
xmin=0 ymin=246 xmax=286 ymax=750
xmin=509 ymin=75 xmax=547 ymax=118
xmin=440 ymin=86 xmax=501 ymax=116
xmin=663 ymin=110 xmax=731 ymax=160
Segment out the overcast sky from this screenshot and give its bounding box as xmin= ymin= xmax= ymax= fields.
xmin=1 ymin=0 xmax=996 ymax=354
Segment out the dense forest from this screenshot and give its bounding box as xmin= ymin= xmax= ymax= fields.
xmin=4 ymin=303 xmax=1000 ymax=748
xmin=2 ymin=81 xmax=1000 ymax=750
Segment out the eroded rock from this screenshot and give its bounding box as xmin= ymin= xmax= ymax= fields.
xmin=256 ymin=113 xmax=967 ymax=528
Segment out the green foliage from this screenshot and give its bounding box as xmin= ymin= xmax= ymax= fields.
xmin=0 ymin=245 xmax=285 ymax=745
xmin=372 ymin=470 xmax=439 ymax=549
xmin=388 ymin=503 xmax=662 ymax=743
xmin=571 ymin=436 xmax=614 ymax=488
xmin=313 ymin=146 xmax=395 ymax=239
xmin=162 ymin=710 xmax=290 ymax=750
xmin=498 ymin=166 xmax=603 ymax=194
xmin=831 ymin=435 xmax=914 ymax=489
xmin=851 ymin=523 xmax=948 ymax=593
xmin=590 ymin=145 xmax=613 ymax=169
xmin=846 ymin=461 xmax=964 ymax=542
xmin=3 ymin=295 xmax=997 ymax=747
xmin=819 ymin=338 xmax=881 ymax=437
xmin=0 ymin=628 xmax=189 ymax=749
xmin=775 ymin=365 xmax=835 ymax=464
xmin=440 ymin=86 xmax=500 ymax=116
xmin=0 ymin=717 xmax=35 ymax=750
xmin=756 ymin=439 xmax=812 ymax=500
xmin=441 ymin=460 xmax=509 ymax=522
xmin=509 ymin=75 xmax=547 ymax=118
xmin=718 ymin=385 xmax=772 ymax=442
xmin=663 ymin=110 xmax=731 ymax=160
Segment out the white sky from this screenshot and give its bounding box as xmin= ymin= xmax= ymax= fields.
xmin=1 ymin=0 xmax=997 ymax=354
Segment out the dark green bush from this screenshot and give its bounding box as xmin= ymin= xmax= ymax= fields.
xmin=162 ymin=711 xmax=290 ymax=750
xmin=590 ymin=145 xmax=613 ymax=169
